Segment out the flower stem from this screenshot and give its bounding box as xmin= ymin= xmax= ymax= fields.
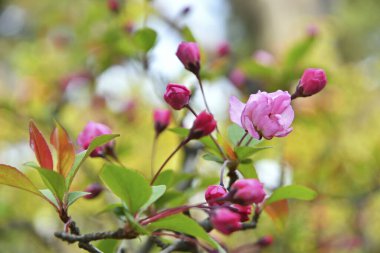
xmin=237 ymin=131 xmax=248 ymax=147
xmin=150 ymin=138 xmax=189 ymax=185
xmin=245 ymin=136 xmax=254 ymax=146
xmin=195 ymin=74 xmax=211 ymax=114
xmin=150 ymin=134 xmax=158 ymax=178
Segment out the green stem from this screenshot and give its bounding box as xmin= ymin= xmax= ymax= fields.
xmin=150 ymin=134 xmax=158 ymax=178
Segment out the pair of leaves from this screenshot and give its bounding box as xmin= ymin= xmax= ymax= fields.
xmin=100 ymin=164 xmax=166 ymax=215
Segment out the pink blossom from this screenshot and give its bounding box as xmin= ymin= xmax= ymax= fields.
xmin=229 ymin=69 xmax=246 ymax=88
xmin=205 ymin=185 xmax=228 ymax=206
xmin=210 ymin=208 xmax=242 ymax=235
xmin=153 ymin=109 xmax=171 ymax=135
xmin=230 ymin=179 xmax=266 ymax=205
xmin=163 ymin=83 xmax=191 ymax=110
xmin=231 ymin=204 xmax=252 ymax=222
xmin=217 ymin=41 xmax=231 ymax=57
xmin=77 ymin=121 xmax=114 ymax=157
xmin=176 ymin=42 xmax=200 ymax=74
xmin=252 ymin=50 xmax=275 ymax=66
xmin=229 ymin=91 xmax=294 ymax=140
xmin=189 ymin=111 xmax=217 ymax=139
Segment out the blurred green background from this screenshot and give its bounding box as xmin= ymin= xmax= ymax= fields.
xmin=1 ymin=0 xmax=380 ymax=252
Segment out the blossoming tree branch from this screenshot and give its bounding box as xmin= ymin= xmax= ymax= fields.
xmin=0 ymin=39 xmax=327 ymax=253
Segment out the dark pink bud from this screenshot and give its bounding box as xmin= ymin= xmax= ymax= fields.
xmin=189 ymin=111 xmax=217 ymax=139
xmin=205 ymin=185 xmax=228 ymax=206
xmin=297 ymin=68 xmax=327 ymax=97
xmin=77 ymin=121 xmax=114 ymax=157
xmin=231 ymin=204 xmax=252 ymax=222
xmin=84 ymin=183 xmax=103 ymax=199
xmin=154 ymin=109 xmax=171 ymax=135
xmin=163 ymin=83 xmax=191 ymax=110
xmin=176 ymin=42 xmax=200 ymax=75
xmin=210 ymin=208 xmax=242 ymax=235
xmin=230 ymin=179 xmax=266 ymax=205
xmin=108 ymin=0 xmax=120 ymax=13
xmin=217 ymin=41 xmax=230 ymax=57
xmin=257 ymin=235 xmax=274 ymax=247
xmin=229 ymin=69 xmax=246 ymax=88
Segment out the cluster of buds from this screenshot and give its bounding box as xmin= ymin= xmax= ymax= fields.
xmin=204 ymin=179 xmax=266 ymax=235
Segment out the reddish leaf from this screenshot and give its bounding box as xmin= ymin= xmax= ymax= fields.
xmin=264 ymin=199 xmax=289 ymax=230
xmin=50 ymin=122 xmax=75 ymax=177
xmin=29 ymin=121 xmax=54 ymax=170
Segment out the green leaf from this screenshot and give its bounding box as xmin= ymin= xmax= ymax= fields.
xmin=238 ymin=162 xmax=258 ymax=179
xmin=284 ymin=36 xmax=315 ymax=69
xmin=100 ymin=164 xmax=152 ymax=214
xmin=266 ymin=185 xmax=317 ymax=206
xmin=147 ymin=214 xmax=223 ymax=251
xmin=168 ymin=127 xmax=189 ymax=137
xmin=67 ymin=191 xmax=91 ymax=206
xmin=235 ymin=146 xmax=271 ymax=160
xmin=181 ymin=26 xmax=196 ymax=42
xmin=153 ymin=170 xmax=175 ymax=188
xmin=202 ymin=153 xmax=224 ymax=163
xmin=25 ymin=162 xmax=66 ymax=200
xmin=133 ymin=28 xmax=157 ymax=52
xmin=97 ymin=203 xmax=123 ymax=215
xmin=139 ymin=185 xmax=166 ymax=214
xmin=0 ymin=164 xmax=50 ymax=201
xmin=66 ymin=134 xmax=120 ymax=188
xmin=40 ymin=189 xmax=59 ymax=208
xmin=96 ymin=239 xmax=119 ymax=253
xmin=199 ymin=136 xmax=222 ymax=156
xmin=227 ymin=125 xmax=246 ymax=146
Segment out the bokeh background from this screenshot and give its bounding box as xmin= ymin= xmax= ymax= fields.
xmin=1 ymin=0 xmax=380 ymax=252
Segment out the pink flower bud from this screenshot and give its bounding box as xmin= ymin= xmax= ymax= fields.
xmin=205 ymin=185 xmax=228 ymax=206
xmin=257 ymin=235 xmax=274 ymax=247
xmin=108 ymin=0 xmax=120 ymax=13
xmin=307 ymin=25 xmax=319 ymax=37
xmin=230 ymin=179 xmax=266 ymax=205
xmin=229 ymin=91 xmax=294 ymax=140
xmin=217 ymin=41 xmax=230 ymax=57
xmin=189 ymin=111 xmax=217 ymax=139
xmin=176 ymin=42 xmax=201 ymax=75
xmin=297 ymin=68 xmax=327 ymax=97
xmin=231 ymin=204 xmax=252 ymax=222
xmin=163 ymin=83 xmax=191 ymax=110
xmin=153 ymin=109 xmax=171 ymax=135
xmin=252 ymin=50 xmax=275 ymax=66
xmin=77 ymin=121 xmax=114 ymax=157
xmin=229 ymin=69 xmax=246 ymax=88
xmin=210 ymin=208 xmax=242 ymax=235
xmin=84 ymin=183 xmax=103 ymax=199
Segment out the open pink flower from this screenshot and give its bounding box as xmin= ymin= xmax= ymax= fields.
xmin=229 ymin=91 xmax=294 ymax=140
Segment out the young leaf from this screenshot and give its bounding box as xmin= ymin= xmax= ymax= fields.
xmin=181 ymin=26 xmax=196 ymax=42
xmin=153 ymin=170 xmax=175 ymax=188
xmin=29 ymin=121 xmax=53 ymax=170
xmin=40 ymin=189 xmax=59 ymax=208
xmin=25 ymin=162 xmax=66 ymax=201
xmin=202 ymin=153 xmax=224 ymax=163
xmin=67 ymin=191 xmax=91 ymax=206
xmin=284 ymin=36 xmax=315 ymax=70
xmin=235 ymin=146 xmax=271 ymax=160
xmin=265 ymin=185 xmax=317 ymax=206
xmin=0 ymin=165 xmax=57 ymax=208
xmin=139 ymin=185 xmax=166 ymax=214
xmin=227 ymin=125 xmax=246 ymax=146
xmin=168 ymin=127 xmax=189 ymax=137
xmin=133 ymin=28 xmax=157 ymax=52
xmin=50 ymin=123 xmax=75 ymax=177
xmin=147 ymin=214 xmax=223 ymax=251
xmin=238 ymin=162 xmax=258 ymax=179
xmin=66 ymin=134 xmax=120 ymax=189
xmin=100 ymin=164 xmax=152 ymax=214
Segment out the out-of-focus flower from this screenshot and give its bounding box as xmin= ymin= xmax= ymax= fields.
xmin=77 ymin=122 xmax=114 ymax=157
xmin=297 ymin=68 xmax=327 ymax=97
xmin=163 ymin=83 xmax=191 ymax=110
xmin=205 ymin=185 xmax=228 ymax=206
xmin=153 ymin=109 xmax=171 ymax=135
xmin=229 ymin=69 xmax=246 ymax=88
xmin=229 ymin=91 xmax=294 ymax=140
xmin=188 ymin=111 xmax=217 ymax=139
xmin=84 ymin=183 xmax=103 ymax=199
xmin=229 ymin=179 xmax=266 ymax=205
xmin=210 ymin=208 xmax=242 ymax=235
xmin=108 ymin=0 xmax=120 ymax=13
xmin=252 ymin=50 xmax=275 ymax=66
xmin=217 ymin=41 xmax=230 ymax=57
xmin=257 ymin=235 xmax=274 ymax=247
xmin=176 ymin=42 xmax=201 ymax=75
